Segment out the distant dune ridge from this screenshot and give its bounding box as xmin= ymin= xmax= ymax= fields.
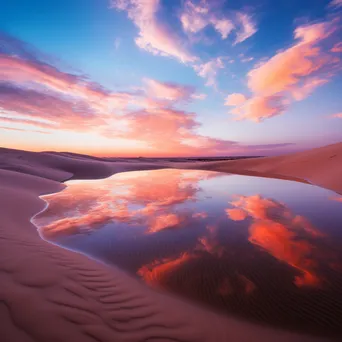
xmin=0 ymin=142 xmax=341 ymax=342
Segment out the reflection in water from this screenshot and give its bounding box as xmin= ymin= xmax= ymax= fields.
xmin=34 ymin=169 xmax=342 ymax=338
xmin=227 ymin=195 xmax=324 ymax=287
xmin=39 ymin=169 xmax=216 ymax=237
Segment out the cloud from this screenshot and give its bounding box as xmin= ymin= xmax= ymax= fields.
xmin=231 ymin=94 xmax=288 ymax=122
xmin=111 ymin=0 xmax=195 ymax=63
xmin=107 ymin=106 xmax=239 ymax=155
xmin=180 ymin=0 xmax=209 ymax=34
xmin=331 ymin=42 xmax=342 ymax=52
xmin=329 ymin=0 xmax=342 ymax=8
xmin=180 ymin=1 xmax=256 ymax=43
xmin=227 ymin=194 xmax=327 ymax=287
xmin=331 ymin=112 xmax=342 ymax=118
xmin=0 ymin=83 xmax=105 ymax=130
xmin=148 ymin=213 xmax=181 ymax=233
xmin=0 ymin=125 xmax=50 ymax=134
xmin=193 ymin=57 xmax=224 ymax=87
xmin=224 ymin=93 xmax=247 ymax=106
xmin=226 ymin=19 xmax=341 ymax=121
xmin=144 ymin=78 xmax=196 ymax=102
xmin=234 ymin=12 xmax=257 ymax=44
xmin=211 ymin=18 xmax=235 ymax=39
xmin=36 ymin=169 xmax=217 ymax=237
xmin=225 ymin=208 xmax=247 ymax=221
xmin=0 ymin=32 xmax=295 ymax=156
xmin=191 ymin=93 xmax=207 ymax=100
xmin=180 ymin=1 xmax=234 ymax=39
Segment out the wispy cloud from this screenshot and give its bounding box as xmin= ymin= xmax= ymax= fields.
xmin=329 ymin=0 xmax=342 ymax=8
xmin=144 ymin=78 xmax=196 ymax=102
xmin=180 ymin=0 xmax=235 ymax=39
xmin=179 ymin=0 xmax=256 ymax=43
xmin=111 ymin=0 xmax=195 ymax=63
xmin=193 ymin=57 xmax=224 ymax=87
xmin=234 ymin=12 xmax=257 ymax=44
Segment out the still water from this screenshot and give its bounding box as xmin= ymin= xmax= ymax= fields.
xmin=34 ymin=169 xmax=342 ymax=337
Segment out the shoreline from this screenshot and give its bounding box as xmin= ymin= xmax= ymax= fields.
xmin=1 ymin=144 xmax=340 ymax=342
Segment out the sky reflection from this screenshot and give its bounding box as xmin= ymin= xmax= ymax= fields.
xmin=35 ymin=169 xmax=342 ymax=337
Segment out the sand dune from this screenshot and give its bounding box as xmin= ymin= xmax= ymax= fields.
xmin=191 ymin=142 xmax=342 ymax=195
xmin=1 ymin=143 xmax=341 ymax=342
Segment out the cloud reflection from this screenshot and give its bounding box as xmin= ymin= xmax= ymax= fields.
xmin=227 ymin=195 xmax=325 ymax=287
xmin=36 ymin=169 xmax=218 ymax=238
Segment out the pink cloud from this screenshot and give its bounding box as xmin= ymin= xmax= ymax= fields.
xmin=329 ymin=0 xmax=342 ymax=8
xmin=193 ymin=57 xmax=224 ymax=87
xmin=180 ymin=0 xmax=209 ymax=34
xmin=111 ymin=0 xmax=195 ymax=63
xmin=1 ymin=33 xmax=295 ymax=156
xmin=234 ymin=12 xmax=257 ymax=44
xmin=0 ymin=83 xmax=106 ymax=131
xmin=108 ymin=106 xmax=238 ymax=155
xmin=144 ymin=78 xmax=196 ymax=102
xmin=231 ymin=95 xmax=288 ymax=122
xmin=331 ymin=42 xmax=342 ymax=52
xmin=0 ymin=126 xmax=50 ymax=134
xmin=180 ymin=1 xmax=255 ymax=43
xmin=191 ymin=93 xmax=207 ymax=100
xmin=224 ymin=93 xmax=247 ymax=106
xmin=332 ymin=112 xmax=342 ymax=118
xmin=248 ymin=22 xmax=335 ymax=95
xmin=226 ymin=19 xmax=341 ymax=121
xmin=211 ymin=18 xmax=235 ymax=39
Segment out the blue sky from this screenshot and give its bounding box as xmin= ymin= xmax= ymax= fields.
xmin=0 ymin=0 xmax=341 ymax=156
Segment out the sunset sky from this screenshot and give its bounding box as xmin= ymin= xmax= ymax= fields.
xmin=0 ymin=0 xmax=341 ymax=157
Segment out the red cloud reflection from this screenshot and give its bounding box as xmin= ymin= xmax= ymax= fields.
xmin=227 ymin=195 xmax=325 ymax=287
xmin=36 ymin=169 xmax=219 ymax=237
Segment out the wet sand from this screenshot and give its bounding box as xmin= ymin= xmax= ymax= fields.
xmin=1 ymin=143 xmax=341 ymax=342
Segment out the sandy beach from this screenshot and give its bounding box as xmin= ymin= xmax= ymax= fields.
xmin=1 ymin=142 xmax=341 ymax=342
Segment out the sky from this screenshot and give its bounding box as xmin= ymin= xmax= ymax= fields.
xmin=0 ymin=0 xmax=341 ymax=157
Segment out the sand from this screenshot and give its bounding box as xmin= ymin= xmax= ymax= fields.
xmin=1 ymin=143 xmax=341 ymax=342
xmin=188 ymin=142 xmax=342 ymax=195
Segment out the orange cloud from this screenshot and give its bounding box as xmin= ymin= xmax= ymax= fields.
xmin=227 ymin=195 xmax=326 ymax=287
xmin=138 ymin=252 xmax=195 ymax=288
xmin=230 ymin=95 xmax=287 ymax=122
xmin=148 ymin=213 xmax=181 ymax=233
xmin=226 ymin=208 xmax=248 ymax=221
xmin=226 ymin=20 xmax=341 ymax=121
xmin=224 ymin=93 xmax=247 ymax=106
